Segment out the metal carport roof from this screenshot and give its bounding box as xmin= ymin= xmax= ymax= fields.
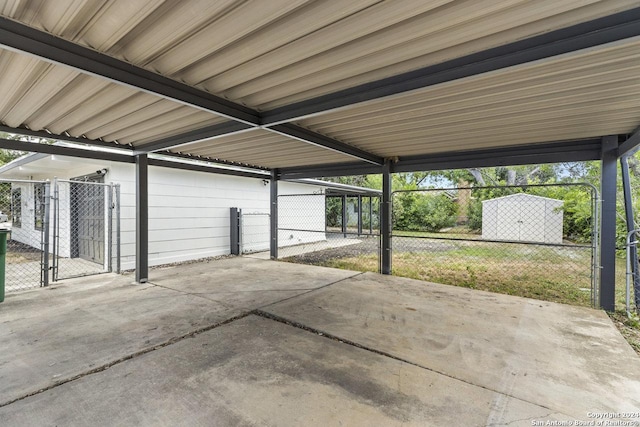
xmin=0 ymin=0 xmax=638 ymax=311
xmin=0 ymin=0 xmax=638 ymax=171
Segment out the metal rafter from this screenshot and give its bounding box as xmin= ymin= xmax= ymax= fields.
xmin=278 ymin=138 xmax=604 ymax=179
xmin=262 ymin=7 xmax=640 ymax=125
xmin=618 ymin=126 xmax=640 ymax=158
xmin=0 ymin=17 xmax=260 ymax=126
xmin=0 ymin=17 xmax=380 ymax=164
xmin=136 ymin=121 xmax=254 ymax=153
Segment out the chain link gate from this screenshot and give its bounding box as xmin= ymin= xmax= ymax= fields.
xmin=0 ymin=179 xmax=50 ymax=291
xmin=391 ymin=183 xmax=599 ymax=307
xmin=1 ymin=178 xmax=120 ymax=293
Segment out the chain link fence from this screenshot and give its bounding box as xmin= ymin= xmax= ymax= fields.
xmin=0 ymin=179 xmax=49 ymax=291
xmin=0 ymin=178 xmax=120 ymax=293
xmin=391 ymin=184 xmax=598 ymax=306
xmin=277 ymin=193 xmax=381 ymax=271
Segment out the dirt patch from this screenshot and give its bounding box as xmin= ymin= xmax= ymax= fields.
xmin=608 ymin=312 xmax=640 ymax=356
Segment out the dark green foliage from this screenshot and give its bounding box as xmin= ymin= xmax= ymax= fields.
xmin=393 ymin=192 xmax=458 ymax=232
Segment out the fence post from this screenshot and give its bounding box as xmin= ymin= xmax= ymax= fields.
xmin=52 ymin=178 xmax=58 ymax=282
xmin=600 ymin=136 xmax=618 ymax=311
xmin=621 ymin=156 xmax=640 ymax=311
xmin=341 ymin=195 xmax=347 ymax=237
xmin=381 ymin=160 xmax=392 ymax=274
xmin=357 ymin=195 xmax=363 ymax=236
xmin=270 ymin=169 xmax=278 ymax=259
xmin=115 ymin=184 xmax=121 ymax=274
xmin=369 ymin=196 xmax=373 ymax=235
xmin=107 ymin=183 xmax=113 ymax=273
xmin=41 ymin=181 xmax=51 ymax=287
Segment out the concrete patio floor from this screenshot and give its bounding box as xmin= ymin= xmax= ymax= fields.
xmin=0 ymin=257 xmax=638 ymax=426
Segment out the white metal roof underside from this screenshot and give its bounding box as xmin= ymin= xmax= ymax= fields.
xmin=0 ymin=0 xmax=639 ymax=170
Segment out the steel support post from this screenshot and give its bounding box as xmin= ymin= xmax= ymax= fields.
xmin=381 ymin=160 xmax=392 ymax=274
xmin=342 ymin=195 xmax=347 ymax=237
xmin=135 ymin=153 xmax=149 ymax=283
xmin=270 ymin=169 xmax=278 ymax=259
xmin=230 ymin=207 xmax=240 ymax=255
xmin=600 ymin=136 xmax=618 ymax=311
xmin=621 ymin=156 xmax=640 ymax=310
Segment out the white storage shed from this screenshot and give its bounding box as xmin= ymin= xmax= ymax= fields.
xmin=481 ymin=194 xmax=564 ymax=244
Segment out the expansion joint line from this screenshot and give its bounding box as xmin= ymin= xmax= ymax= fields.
xmin=252 ymin=309 xmax=557 ymax=413
xmin=0 ymin=312 xmax=252 ymax=409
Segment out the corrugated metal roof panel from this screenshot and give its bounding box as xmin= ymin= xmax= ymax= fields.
xmin=169 ymin=129 xmax=355 ymax=169
xmin=0 ymin=1 xmax=638 ymax=169
xmin=297 ymin=36 xmax=640 ymax=157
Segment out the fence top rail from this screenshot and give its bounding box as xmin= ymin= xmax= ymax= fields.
xmin=0 ymin=178 xmax=48 ymax=184
xmin=55 ymin=179 xmax=113 ymax=187
xmin=391 ymin=182 xmax=598 ymax=196
xmin=278 ymin=192 xmax=327 ymax=197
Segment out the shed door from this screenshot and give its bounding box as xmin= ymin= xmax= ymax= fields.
xmin=519 ymin=199 xmax=545 ymax=242
xmin=496 ymin=200 xmax=520 ymax=241
xmin=496 ymin=198 xmax=546 ymax=242
xmin=71 ymin=179 xmax=105 ymax=264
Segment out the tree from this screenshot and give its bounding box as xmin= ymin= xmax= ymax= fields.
xmin=0 ymin=131 xmax=55 ymax=166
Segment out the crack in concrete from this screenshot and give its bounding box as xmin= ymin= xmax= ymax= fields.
xmin=253 ymin=309 xmax=560 ymax=416
xmin=0 ymin=272 xmax=363 ymax=410
xmin=0 ymin=312 xmax=252 ymax=409
xmin=256 ymin=272 xmax=365 ymax=310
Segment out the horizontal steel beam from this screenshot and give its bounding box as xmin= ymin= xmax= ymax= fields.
xmin=0 ymin=124 xmax=134 ymax=150
xmin=0 ymin=138 xmax=272 ymax=179
xmin=278 ymin=161 xmax=383 ymax=179
xmin=618 ymin=128 xmax=640 ymax=158
xmin=262 ymin=7 xmax=640 ymax=124
xmin=0 ymin=17 xmax=260 ymax=126
xmin=136 ymin=121 xmax=253 ymax=152
xmin=0 ymin=138 xmax=136 ymax=163
xmin=158 ymin=151 xmax=269 ymax=170
xmin=148 ymin=158 xmax=268 ymax=180
xmin=393 ymin=139 xmax=603 ymax=173
xmin=268 ymin=124 xmax=383 ymax=165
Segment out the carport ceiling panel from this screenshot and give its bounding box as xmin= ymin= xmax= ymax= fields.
xmin=168 ymin=129 xmax=357 ymax=169
xmin=297 ymin=36 xmax=640 ymax=157
xmin=1 ymin=0 xmax=637 ymax=112
xmin=0 ymin=48 xmax=225 ymax=144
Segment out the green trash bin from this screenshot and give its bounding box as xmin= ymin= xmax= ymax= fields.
xmin=0 ymin=228 xmax=8 ymax=303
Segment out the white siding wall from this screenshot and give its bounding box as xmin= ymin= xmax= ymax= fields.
xmin=109 ymin=165 xmax=325 ymax=270
xmin=9 ymin=183 xmax=39 ymax=249
xmin=2 ymin=157 xmax=327 ymax=270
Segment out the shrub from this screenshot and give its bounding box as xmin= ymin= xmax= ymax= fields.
xmin=393 ymin=192 xmax=458 ymax=232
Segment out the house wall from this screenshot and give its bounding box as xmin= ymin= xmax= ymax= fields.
xmin=108 ymin=164 xmax=325 ymax=270
xmin=9 ymin=182 xmax=40 ymax=250
xmin=1 ymin=157 xmax=327 ymax=270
